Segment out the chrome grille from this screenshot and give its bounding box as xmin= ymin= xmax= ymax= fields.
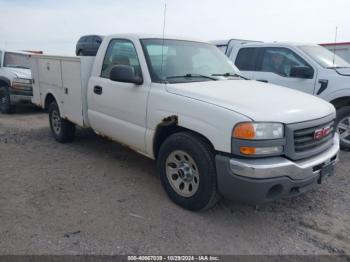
xmin=294 ymin=120 xmax=335 ymax=153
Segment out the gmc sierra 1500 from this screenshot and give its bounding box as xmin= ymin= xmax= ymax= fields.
xmin=30 ymin=34 xmax=339 ymax=211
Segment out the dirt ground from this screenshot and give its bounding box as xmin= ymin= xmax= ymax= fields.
xmin=0 ymin=106 xmax=349 ymax=255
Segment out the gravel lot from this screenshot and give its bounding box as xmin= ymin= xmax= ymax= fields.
xmin=0 ymin=107 xmax=349 ymax=255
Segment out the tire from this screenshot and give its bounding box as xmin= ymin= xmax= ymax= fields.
xmin=157 ymin=132 xmax=220 ymax=211
xmin=0 ymin=86 xmax=11 ymax=114
xmin=336 ymin=106 xmax=350 ymax=150
xmin=49 ymin=101 xmax=76 ymax=143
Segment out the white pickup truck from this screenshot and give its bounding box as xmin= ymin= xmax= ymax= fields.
xmin=30 ymin=34 xmax=339 ymax=211
xmin=213 ymin=39 xmax=350 ymax=149
xmin=0 ymin=50 xmax=33 ymax=113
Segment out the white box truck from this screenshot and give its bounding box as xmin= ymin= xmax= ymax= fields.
xmin=30 ymin=34 xmax=339 ymax=210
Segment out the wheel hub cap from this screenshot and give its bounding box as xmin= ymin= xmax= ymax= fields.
xmin=178 ymin=163 xmax=194 ymax=182
xmin=165 ymin=150 xmax=200 ymax=198
xmin=51 ymin=110 xmax=62 ymax=135
xmin=337 ymin=117 xmax=350 ymax=143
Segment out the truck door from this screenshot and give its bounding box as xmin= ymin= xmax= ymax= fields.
xmin=87 ymin=39 xmax=149 ymax=153
xmin=252 ymin=47 xmax=317 ymax=94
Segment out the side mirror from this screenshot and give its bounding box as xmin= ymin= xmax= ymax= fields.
xmin=290 ymin=66 xmax=314 ymax=79
xmin=96 ymin=39 xmax=102 ymax=44
xmin=109 ymin=65 xmax=143 ymax=85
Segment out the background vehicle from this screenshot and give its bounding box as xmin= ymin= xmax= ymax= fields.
xmin=31 ymin=34 xmax=339 ymax=211
xmin=76 ymin=35 xmax=104 ymax=56
xmin=215 ymin=39 xmax=350 ymax=149
xmin=212 ymin=39 xmax=261 ymax=54
xmin=0 ymin=50 xmax=33 ymax=113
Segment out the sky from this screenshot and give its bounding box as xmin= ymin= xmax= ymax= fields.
xmin=0 ymin=0 xmax=349 ymax=55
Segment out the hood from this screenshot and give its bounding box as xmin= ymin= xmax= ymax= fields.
xmin=335 ymin=68 xmax=350 ymax=76
xmin=166 ymin=80 xmax=335 ymax=124
xmin=3 ymin=67 xmax=32 ymax=79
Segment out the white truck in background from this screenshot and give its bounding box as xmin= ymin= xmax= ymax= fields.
xmin=0 ymin=50 xmax=33 ymax=113
xmin=213 ymin=39 xmax=350 ymax=149
xmin=30 ymin=34 xmax=339 ymax=210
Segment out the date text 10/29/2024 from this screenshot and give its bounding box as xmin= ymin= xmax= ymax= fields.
xmin=127 ymin=255 xmax=220 ymax=261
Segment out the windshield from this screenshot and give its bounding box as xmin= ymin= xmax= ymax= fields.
xmin=3 ymin=52 xmax=31 ymax=69
xmin=299 ymin=45 xmax=350 ymax=68
xmin=141 ymin=39 xmax=239 ymax=83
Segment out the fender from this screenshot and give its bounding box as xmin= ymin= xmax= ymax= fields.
xmin=145 ymin=105 xmax=248 ymax=159
xmin=145 ymin=87 xmax=252 ymax=158
xmin=43 ymin=90 xmax=63 ymax=113
xmin=324 ymin=89 xmax=350 ymax=104
xmin=0 ymin=76 xmax=11 ymax=87
xmin=145 ymin=112 xmax=221 ymax=159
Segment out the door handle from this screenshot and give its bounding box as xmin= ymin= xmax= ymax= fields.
xmin=93 ymin=86 xmax=103 ymax=95
xmin=257 ymin=79 xmax=268 ymax=83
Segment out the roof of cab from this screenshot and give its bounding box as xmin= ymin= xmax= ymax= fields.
xmin=238 ymin=42 xmax=319 ymax=47
xmin=211 ymin=39 xmax=320 ymax=48
xmin=104 ymin=34 xmax=210 ymax=44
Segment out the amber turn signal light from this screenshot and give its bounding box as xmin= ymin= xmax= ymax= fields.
xmin=233 ymin=123 xmax=256 ymax=139
xmin=239 ymin=147 xmax=257 ymax=155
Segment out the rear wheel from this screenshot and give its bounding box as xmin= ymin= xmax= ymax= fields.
xmin=336 ymin=106 xmax=350 ymax=150
xmin=49 ymin=101 xmax=76 ymax=143
xmin=0 ymin=86 xmax=11 ymax=114
xmin=157 ymin=132 xmax=219 ymax=211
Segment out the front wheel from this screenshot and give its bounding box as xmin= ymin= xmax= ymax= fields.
xmin=0 ymin=86 xmax=11 ymax=114
xmin=336 ymin=106 xmax=350 ymax=150
xmin=49 ymin=101 xmax=76 ymax=143
xmin=157 ymin=132 xmax=219 ymax=211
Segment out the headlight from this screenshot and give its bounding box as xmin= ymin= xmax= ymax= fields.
xmin=13 ymin=78 xmax=32 ymax=85
xmin=232 ymin=122 xmax=284 ymax=156
xmin=12 ymin=78 xmax=32 ymax=91
xmin=233 ymin=122 xmax=284 ymax=140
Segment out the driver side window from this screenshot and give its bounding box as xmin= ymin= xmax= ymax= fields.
xmin=261 ymin=47 xmax=311 ymax=77
xmin=101 ymin=39 xmax=141 ymax=79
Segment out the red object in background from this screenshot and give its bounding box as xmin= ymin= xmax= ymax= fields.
xmin=22 ymin=50 xmax=43 ymax=54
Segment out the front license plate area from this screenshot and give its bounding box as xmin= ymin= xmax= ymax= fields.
xmin=318 ymin=163 xmax=334 ymax=184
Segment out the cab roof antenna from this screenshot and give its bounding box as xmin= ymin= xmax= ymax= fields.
xmin=332 ymin=26 xmax=338 ymax=68
xmin=160 ymin=1 xmax=167 ymax=81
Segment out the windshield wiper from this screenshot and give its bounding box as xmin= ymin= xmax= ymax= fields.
xmin=166 ymin=73 xmax=217 ymax=81
xmin=327 ymin=66 xmax=350 ymax=69
xmin=6 ymin=65 xmax=30 ymax=69
xmin=212 ymin=72 xmax=248 ymax=80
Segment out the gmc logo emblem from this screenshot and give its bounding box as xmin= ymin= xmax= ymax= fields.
xmin=314 ymin=126 xmax=332 ymax=140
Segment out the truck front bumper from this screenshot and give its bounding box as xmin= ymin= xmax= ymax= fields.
xmin=216 ymin=134 xmax=340 ymax=204
xmin=10 ymin=94 xmax=33 ymax=104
